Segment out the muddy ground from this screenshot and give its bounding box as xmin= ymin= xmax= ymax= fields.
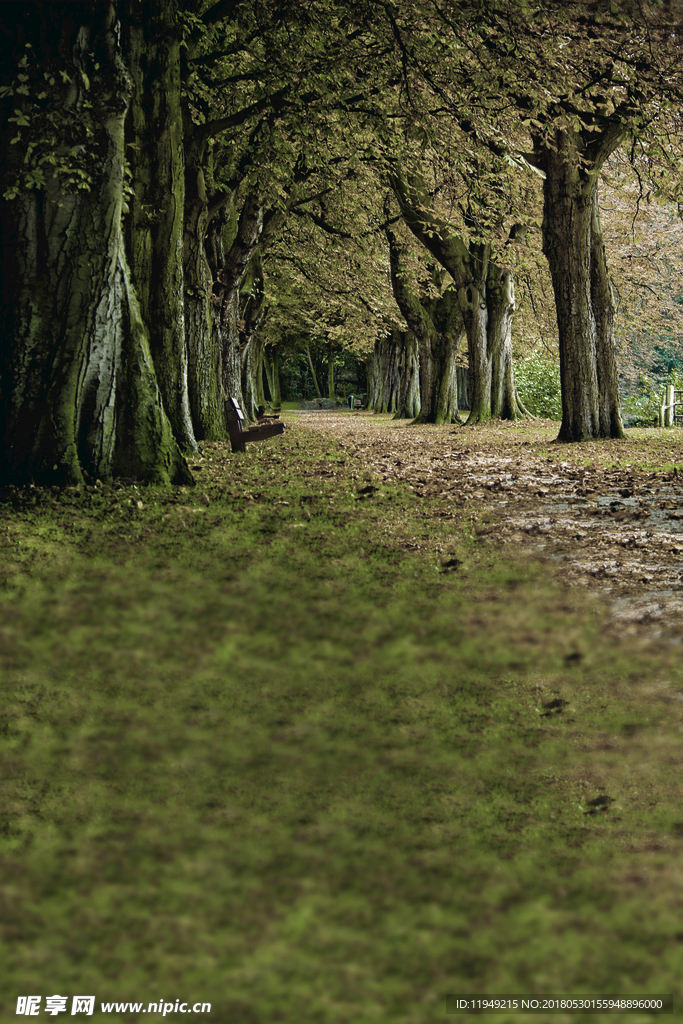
xmin=290 ymin=411 xmax=683 ymax=642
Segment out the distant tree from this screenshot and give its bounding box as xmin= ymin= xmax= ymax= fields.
xmin=383 ymin=215 xmax=463 ymax=423
xmin=389 ymin=165 xmax=529 ymax=423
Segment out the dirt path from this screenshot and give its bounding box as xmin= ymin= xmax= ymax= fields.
xmin=290 ymin=411 xmax=683 ymax=640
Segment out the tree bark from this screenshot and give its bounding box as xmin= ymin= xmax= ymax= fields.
xmin=123 ymin=0 xmax=196 ymax=451
xmin=327 ymin=341 xmax=336 ymax=401
xmin=394 ymin=331 xmax=421 ymax=420
xmin=457 ymin=364 xmax=470 ymax=411
xmin=185 ymin=174 xmax=286 ymax=432
xmin=591 ymin=188 xmax=624 ymax=438
xmin=183 ymin=142 xmax=226 ymax=439
xmin=369 ymin=332 xmax=398 ymax=413
xmin=538 ymin=133 xmax=625 ymax=441
xmin=266 ymin=347 xmax=282 ymax=408
xmin=488 ymin=266 xmax=520 ymax=419
xmin=305 ymin=341 xmax=323 ymax=398
xmin=0 ymin=3 xmax=191 ymax=486
xmin=368 ymin=330 xmax=421 ymax=418
xmin=239 ymin=251 xmax=267 ymax=420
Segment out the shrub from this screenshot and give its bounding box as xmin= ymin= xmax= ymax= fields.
xmin=621 ymin=370 xmax=683 ymax=427
xmin=514 ymin=354 xmax=562 ymax=419
xmin=621 ymin=374 xmax=662 ymax=426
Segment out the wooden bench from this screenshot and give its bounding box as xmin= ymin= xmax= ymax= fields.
xmin=225 ymin=397 xmax=285 ymax=454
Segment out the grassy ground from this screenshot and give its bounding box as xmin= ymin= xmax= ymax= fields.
xmin=2 ymin=414 xmax=683 ymax=1022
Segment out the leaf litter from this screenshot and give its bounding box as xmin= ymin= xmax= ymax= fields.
xmin=289 ymin=410 xmax=683 ymax=641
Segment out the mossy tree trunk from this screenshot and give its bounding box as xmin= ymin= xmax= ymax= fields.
xmin=217 ymin=196 xmax=285 ymax=422
xmin=219 ymin=291 xmax=244 ymax=414
xmin=265 ymin=347 xmax=282 ymax=408
xmin=423 ymin=283 xmax=465 ymax=425
xmin=0 ymin=2 xmax=191 ymax=486
xmin=183 ymin=133 xmax=226 ymax=440
xmin=537 ymin=131 xmax=625 ymax=441
xmin=124 ymin=0 xmax=195 ymax=452
xmin=184 ymin=165 xmax=286 ymax=430
xmin=240 ymin=252 xmax=268 ymax=420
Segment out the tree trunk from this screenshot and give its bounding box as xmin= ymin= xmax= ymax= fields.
xmin=591 ymin=188 xmax=625 ymax=438
xmin=183 ymin=164 xmax=225 ymax=440
xmin=369 ymin=332 xmax=399 ymax=413
xmin=239 ymin=251 xmax=267 ymax=420
xmin=267 ymin=348 xmax=282 ymax=408
xmin=457 ymin=364 xmax=470 ymax=411
xmin=425 ymin=287 xmax=465 ymax=424
xmin=207 ymin=194 xmax=285 ymax=425
xmin=539 ymin=137 xmax=625 ymax=440
xmin=241 ymin=339 xmax=260 ymax=420
xmin=305 ymin=341 xmax=323 ymax=398
xmin=0 ymin=3 xmax=191 ymax=486
xmin=183 ymin=165 xmax=273 ymax=437
xmin=327 ymin=341 xmax=336 ymax=401
xmin=487 ymin=266 xmax=527 ymax=419
xmin=435 ymin=328 xmax=463 ymax=425
xmin=123 ymin=0 xmax=196 ymax=451
xmin=368 ymin=330 xmax=421 ymax=418
xmin=394 ymin=331 xmax=421 ymax=420
xmin=219 ymin=291 xmax=244 ymax=415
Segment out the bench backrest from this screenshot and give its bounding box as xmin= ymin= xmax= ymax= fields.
xmin=225 ymin=396 xmax=285 ymax=453
xmin=225 ymin=398 xmax=246 ymax=452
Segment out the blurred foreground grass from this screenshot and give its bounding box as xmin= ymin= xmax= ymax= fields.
xmin=2 ymin=417 xmax=683 ymax=1022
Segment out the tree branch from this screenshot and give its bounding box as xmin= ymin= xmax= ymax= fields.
xmin=201 ymin=0 xmax=242 ymax=27
xmin=196 ymin=87 xmax=289 ymax=145
xmin=291 ymin=206 xmax=354 ymax=238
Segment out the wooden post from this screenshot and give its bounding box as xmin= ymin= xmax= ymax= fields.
xmin=666 ymin=385 xmax=675 ymax=428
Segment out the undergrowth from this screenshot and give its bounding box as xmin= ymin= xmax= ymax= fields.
xmin=1 ymin=416 xmax=683 ymax=1022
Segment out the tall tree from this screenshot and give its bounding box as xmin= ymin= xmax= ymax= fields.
xmin=403 ymin=0 xmax=683 ymax=439
xmin=0 ymin=1 xmax=192 ymax=485
xmin=522 ymin=2 xmax=683 ymax=438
